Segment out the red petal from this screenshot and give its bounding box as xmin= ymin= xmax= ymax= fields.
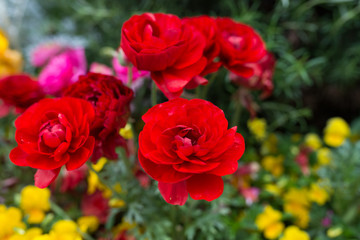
xmin=66 ymin=136 xmax=95 ymax=171
xmin=158 ymin=181 xmax=188 ymax=205
xmin=186 ymin=174 xmax=224 ymax=201
xmin=138 ymin=150 xmax=190 ymax=183
xmin=9 ymin=147 xmax=29 ymax=166
xmin=34 ymin=168 xmax=61 ymax=188
xmin=208 ymin=132 xmax=245 ymax=176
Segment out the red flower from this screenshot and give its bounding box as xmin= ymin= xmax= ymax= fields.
xmin=81 ymin=191 xmax=109 ymax=224
xmin=9 ymin=97 xmax=95 ymax=188
xmin=183 ymin=15 xmax=222 ymax=77
xmin=216 ymin=17 xmax=266 ymax=78
xmin=64 ymin=73 xmax=134 ymax=161
xmin=230 ymin=52 xmax=275 ymax=98
xmin=0 ymin=74 xmax=45 ymax=114
xmin=138 ymin=98 xmax=245 ymax=205
xmin=121 ymin=13 xmax=207 ymax=99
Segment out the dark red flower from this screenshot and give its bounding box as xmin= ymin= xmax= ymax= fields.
xmin=121 ymin=13 xmax=207 ymax=99
xmin=9 ymin=97 xmax=95 ymax=188
xmin=0 ymin=74 xmax=45 ymax=114
xmin=63 ymin=73 xmax=134 ymax=161
xmin=230 ymin=52 xmax=275 ymax=98
xmin=81 ymin=190 xmax=109 ymax=224
xmin=138 ymin=98 xmax=245 ymax=205
xmin=216 ymin=17 xmax=266 ymax=78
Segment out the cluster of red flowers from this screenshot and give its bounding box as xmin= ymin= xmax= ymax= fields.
xmin=9 ymin=73 xmax=133 ymax=188
xmin=2 ymin=12 xmax=275 ymax=205
xmin=121 ymin=13 xmax=275 ymax=99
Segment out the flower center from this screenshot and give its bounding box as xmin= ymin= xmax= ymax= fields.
xmin=39 ymin=120 xmax=66 ymax=149
xmin=227 ymin=35 xmax=244 ymax=50
xmin=173 ymin=128 xmax=200 ymax=157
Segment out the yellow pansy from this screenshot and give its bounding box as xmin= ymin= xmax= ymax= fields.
xmin=9 ymin=228 xmax=43 ymax=240
xmin=308 ymin=183 xmax=329 ymax=205
xmin=248 ymin=118 xmax=267 ymax=141
xmin=280 ymin=226 xmax=310 ymax=240
xmin=284 ymin=202 xmax=310 ymax=228
xmin=324 ymin=117 xmax=350 ymax=147
xmin=304 ymin=133 xmax=322 ymax=150
xmin=20 ymin=186 xmax=51 ymax=224
xmin=119 ymin=123 xmax=134 ymax=140
xmin=264 ymin=184 xmax=282 ymax=196
xmin=77 ymin=216 xmax=99 ymax=233
xmin=49 ymin=220 xmax=82 ymax=240
xmin=261 ymin=133 xmax=278 ymax=155
xmin=0 ymin=205 xmax=26 ymax=239
xmin=255 ymin=205 xmax=284 ymax=239
xmin=262 ymin=155 xmax=284 ymax=177
xmin=283 ymin=188 xmax=310 ymax=207
xmin=317 ymin=147 xmax=331 ymax=165
xmin=112 ymin=219 xmax=136 ymax=237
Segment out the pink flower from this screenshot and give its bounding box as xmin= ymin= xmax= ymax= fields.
xmin=112 ymin=56 xmax=149 ymax=90
xmin=240 ymin=187 xmax=260 ymax=205
xmin=30 ymin=42 xmax=64 ymax=67
xmin=38 ymin=48 xmax=87 ymax=96
xmin=89 ymin=62 xmax=113 ymax=75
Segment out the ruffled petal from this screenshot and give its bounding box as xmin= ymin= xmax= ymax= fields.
xmin=34 ymin=168 xmax=61 ymax=188
xmin=186 ymin=174 xmax=224 ymax=201
xmin=158 ymin=181 xmax=188 ymax=205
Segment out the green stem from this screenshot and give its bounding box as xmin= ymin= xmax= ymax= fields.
xmin=151 ymin=81 xmax=157 ymax=106
xmin=51 ymin=201 xmax=95 ymax=240
xmin=201 ymin=72 xmax=218 ymax=99
xmin=231 ymin=101 xmax=242 ymax=128
xmin=127 ymin=64 xmax=133 ymax=87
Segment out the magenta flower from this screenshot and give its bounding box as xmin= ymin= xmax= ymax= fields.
xmin=112 ymin=52 xmax=149 ymax=90
xmin=38 ymin=48 xmax=87 ymax=96
xmin=30 ymin=42 xmax=64 ymax=67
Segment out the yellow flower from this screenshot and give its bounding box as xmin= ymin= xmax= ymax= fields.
xmin=261 ymin=133 xmax=278 ymax=155
xmin=109 ymin=198 xmax=126 ymax=208
xmin=119 ymin=123 xmax=134 ymax=140
xmin=327 ymin=226 xmax=343 ymax=238
xmin=87 ymin=157 xmax=112 ymax=197
xmin=112 ymin=219 xmax=136 ymax=237
xmin=248 ymin=118 xmax=267 ymax=141
xmin=255 ymin=205 xmax=284 ymax=239
xmin=262 ymin=155 xmax=284 ymax=177
xmin=20 ymin=186 xmax=51 ymax=224
xmin=291 ymin=134 xmax=302 ymax=143
xmin=283 ymin=188 xmax=310 ymax=207
xmin=77 ymin=216 xmax=99 ymax=233
xmin=0 ymin=30 xmax=9 ymax=55
xmin=33 ymin=235 xmax=54 ymax=240
xmin=264 ymin=184 xmax=282 ymax=196
xmin=304 ymin=133 xmax=322 ymax=150
xmin=324 ymin=117 xmax=350 ymax=147
xmin=317 ymin=147 xmax=331 ymax=166
xmin=9 ymin=228 xmax=43 ymax=240
xmin=308 ymin=183 xmax=329 ymax=205
xmin=0 ymin=205 xmax=26 ymax=239
xmin=284 ymin=202 xmax=310 ymax=228
xmin=49 ymin=220 xmax=82 ymax=240
xmin=280 ymin=226 xmax=310 ymax=240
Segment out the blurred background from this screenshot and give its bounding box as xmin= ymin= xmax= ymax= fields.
xmin=1 ymin=0 xmax=360 ymax=132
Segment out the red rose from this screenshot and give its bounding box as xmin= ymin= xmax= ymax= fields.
xmin=64 ymin=73 xmax=134 ymax=161
xmin=138 ymin=98 xmax=245 ymax=205
xmin=0 ymin=74 xmax=45 ymax=114
xmin=121 ymin=13 xmax=207 ymax=99
xmin=229 ymin=52 xmax=275 ymax=98
xmin=9 ymin=97 xmax=95 ymax=188
xmin=216 ymin=17 xmax=266 ymax=78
